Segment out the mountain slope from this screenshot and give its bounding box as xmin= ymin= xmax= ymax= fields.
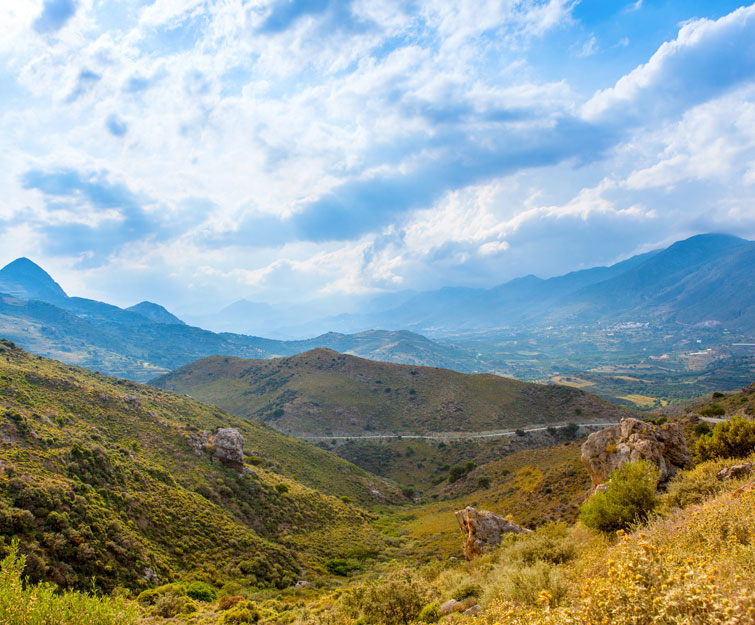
xmin=331 ymin=234 xmax=754 ymax=334
xmin=152 ymin=348 xmax=634 ymax=435
xmin=127 ymin=301 xmax=186 ymax=325
xmin=0 ymin=340 xmax=398 ymax=592
xmin=558 ymin=233 xmax=754 ymax=325
xmin=0 ymin=257 xmax=68 ymax=302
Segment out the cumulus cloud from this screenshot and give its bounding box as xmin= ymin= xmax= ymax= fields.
xmin=1 ymin=0 xmax=754 ymax=315
xmin=583 ymin=4 xmax=755 ymax=123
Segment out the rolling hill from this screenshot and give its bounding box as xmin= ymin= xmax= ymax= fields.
xmin=0 ymin=340 xmax=399 ymax=593
xmin=152 ymin=348 xmax=634 ymax=436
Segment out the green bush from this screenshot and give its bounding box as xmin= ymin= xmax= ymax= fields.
xmin=136 ymin=582 xmax=186 ymax=605
xmin=495 ymin=560 xmax=567 ymax=606
xmin=694 ymin=422 xmax=712 ymax=437
xmin=700 ymin=403 xmax=726 ymax=417
xmin=153 ymin=593 xmax=198 ymax=618
xmin=345 ymin=571 xmax=429 ymax=625
xmin=508 ymin=521 xmax=576 ymax=564
xmin=417 ymin=601 xmax=441 ymax=623
xmin=696 ymin=416 xmax=755 ymax=461
xmin=477 ymin=476 xmax=491 ymax=489
xmin=0 ymin=540 xmax=137 ymax=625
xmin=452 ymin=582 xmax=482 ymax=601
xmin=579 ymin=460 xmax=660 ymax=534
xmin=186 ymin=580 xmax=217 ymax=602
xmin=219 ymin=600 xmax=261 ymax=624
xmin=324 ymin=558 xmax=362 ymax=576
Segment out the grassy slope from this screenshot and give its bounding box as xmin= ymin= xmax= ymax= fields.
xmin=688 ymin=381 xmax=755 ymax=417
xmin=153 ymin=349 xmax=633 ymax=435
xmin=401 ymin=442 xmax=591 ymax=558
xmin=0 ymin=340 xmax=398 ymax=593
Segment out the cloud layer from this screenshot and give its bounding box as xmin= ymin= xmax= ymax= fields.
xmin=1 ymin=0 xmax=754 ymax=317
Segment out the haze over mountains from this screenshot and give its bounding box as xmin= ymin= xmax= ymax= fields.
xmin=0 ymin=233 xmax=752 ymax=388
xmin=300 ymin=234 xmax=755 ymax=336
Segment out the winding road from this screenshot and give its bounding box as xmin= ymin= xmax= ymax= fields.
xmin=297 ymin=421 xmax=619 ymax=442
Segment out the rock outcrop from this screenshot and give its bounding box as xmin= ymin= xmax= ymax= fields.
xmin=717 ymin=463 xmax=753 ymax=481
xmin=213 ymin=428 xmax=245 ymax=469
xmin=581 ymin=418 xmax=691 ymax=489
xmin=455 ymin=506 xmax=530 ymax=560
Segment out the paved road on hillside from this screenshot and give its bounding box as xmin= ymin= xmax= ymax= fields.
xmin=297 ymin=421 xmax=619 ymax=442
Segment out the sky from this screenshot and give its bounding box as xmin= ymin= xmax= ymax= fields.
xmin=1 ymin=0 xmax=755 ymax=317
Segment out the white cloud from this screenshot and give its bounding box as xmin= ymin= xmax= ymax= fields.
xmin=583 ymin=4 xmax=755 ymax=122
xmin=1 ymin=0 xmax=755 ymax=315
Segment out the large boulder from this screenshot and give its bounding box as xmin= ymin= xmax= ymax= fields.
xmin=581 ymin=418 xmax=691 ymax=489
xmin=717 ymin=463 xmax=753 ymax=481
xmin=455 ymin=506 xmax=530 ymax=560
xmin=213 ymin=428 xmax=245 ymax=469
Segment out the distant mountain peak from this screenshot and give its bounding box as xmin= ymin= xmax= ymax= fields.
xmin=126 ymin=301 xmax=186 ymax=326
xmin=0 ymin=257 xmax=68 ymax=301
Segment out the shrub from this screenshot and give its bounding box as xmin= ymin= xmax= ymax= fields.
xmin=494 ymin=560 xmax=567 ymax=606
xmin=448 ymin=465 xmax=467 ymax=483
xmin=452 ymin=582 xmax=482 ymax=601
xmin=137 ymin=582 xmax=186 ymax=605
xmin=218 ymin=595 xmax=245 ymax=610
xmin=579 ymin=460 xmax=660 ymax=533
xmin=417 ymin=601 xmax=440 ymax=623
xmin=661 ymin=457 xmax=747 ymax=511
xmin=345 ymin=571 xmax=429 ymax=625
xmin=402 ymin=487 xmax=415 ymax=499
xmin=186 ymin=580 xmax=217 ymax=602
xmin=275 ymin=483 xmax=289 ymax=494
xmin=0 ymin=540 xmax=138 ymax=624
xmin=219 ymin=600 xmax=261 ymax=624
xmin=696 ymin=415 xmax=755 ymax=461
xmin=693 ymin=422 xmax=712 ymax=437
xmin=477 ymin=476 xmax=491 ymax=489
xmin=324 ymin=558 xmax=361 ymax=576
xmin=515 ymin=429 xmax=526 ymax=437
xmin=153 ymin=593 xmax=198 ymax=618
xmin=563 ymin=422 xmax=579 ymax=439
xmin=508 ymin=522 xmax=576 ymax=565
xmin=700 ymin=403 xmax=726 ymax=417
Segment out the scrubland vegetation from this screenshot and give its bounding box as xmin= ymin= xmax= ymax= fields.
xmin=1 ymin=338 xmax=754 ymax=624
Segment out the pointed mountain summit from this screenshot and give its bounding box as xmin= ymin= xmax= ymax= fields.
xmin=127 ymin=301 xmax=186 ymax=325
xmin=0 ymin=257 xmax=68 ymax=302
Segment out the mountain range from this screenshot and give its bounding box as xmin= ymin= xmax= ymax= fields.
xmin=320 ymin=233 xmax=755 ymax=335
xmin=0 ymin=233 xmax=752 ymax=386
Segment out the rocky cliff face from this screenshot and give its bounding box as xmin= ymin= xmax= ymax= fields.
xmin=581 ymin=418 xmax=691 ymax=489
xmin=455 ymin=506 xmax=530 ymax=559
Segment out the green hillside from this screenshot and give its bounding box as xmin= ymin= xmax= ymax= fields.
xmin=0 ymin=339 xmax=398 ymax=593
xmin=153 ymin=348 xmax=633 ymax=436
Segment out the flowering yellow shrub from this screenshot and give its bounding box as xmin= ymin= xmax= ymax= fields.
xmin=473 ymin=483 xmax=755 ymax=625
